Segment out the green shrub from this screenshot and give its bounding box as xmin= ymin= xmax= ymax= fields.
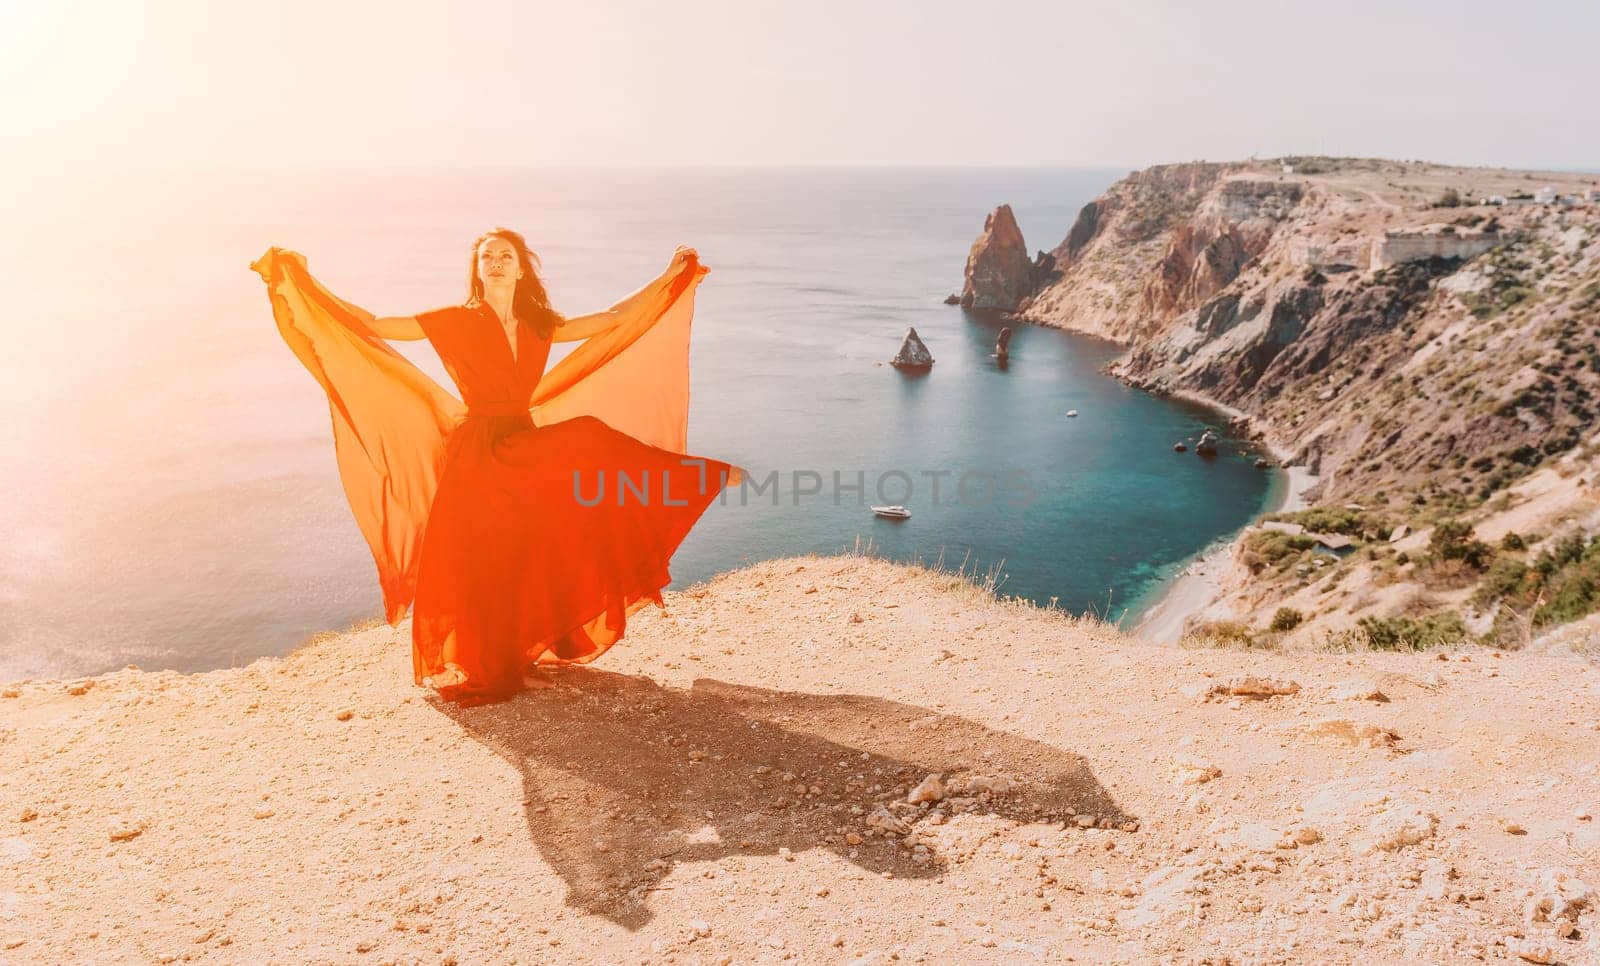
xmin=1472 ymin=530 xmax=1600 ymax=631
xmin=1538 ymin=572 xmax=1600 ymax=626
xmin=1429 ymin=519 xmax=1493 ymax=570
xmin=1499 ymin=531 xmax=1526 ymax=551
xmin=1355 ymin=611 xmax=1469 ymax=650
xmin=1242 ymin=531 xmax=1317 ymax=573
xmin=1507 ymin=444 xmax=1541 ymax=466
xmin=1268 ymin=607 xmax=1304 ymax=632
xmin=1537 ymin=532 xmax=1589 ymax=574
xmin=1269 ymin=506 xmax=1386 ymax=537
xmin=1474 ymin=556 xmax=1531 ymax=607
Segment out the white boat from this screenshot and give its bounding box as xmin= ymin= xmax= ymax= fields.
xmin=1066 ymin=409 xmax=1079 ymax=417
xmin=871 ymin=504 xmax=911 ymax=519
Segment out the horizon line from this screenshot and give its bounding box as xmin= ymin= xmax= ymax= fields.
xmin=25 ymin=158 xmax=1600 ymax=175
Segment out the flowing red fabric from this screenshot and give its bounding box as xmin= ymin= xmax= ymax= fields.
xmin=252 ymin=248 xmax=744 ymax=705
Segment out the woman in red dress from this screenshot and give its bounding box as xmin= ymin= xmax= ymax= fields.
xmin=252 ymin=228 xmax=744 ymax=706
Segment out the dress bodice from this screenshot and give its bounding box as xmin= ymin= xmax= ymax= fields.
xmin=415 ymin=302 xmax=552 ymax=414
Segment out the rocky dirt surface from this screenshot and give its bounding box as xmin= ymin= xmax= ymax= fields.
xmin=3 ymin=554 xmax=1598 ymax=964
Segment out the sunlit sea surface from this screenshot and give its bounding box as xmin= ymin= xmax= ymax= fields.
xmin=0 ymin=167 xmax=1276 ymax=679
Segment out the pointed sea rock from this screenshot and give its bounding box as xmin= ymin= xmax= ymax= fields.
xmin=892 ymin=327 xmax=934 ymax=369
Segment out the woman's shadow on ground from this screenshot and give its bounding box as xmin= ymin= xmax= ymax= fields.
xmin=437 ymin=669 xmax=1134 ymax=929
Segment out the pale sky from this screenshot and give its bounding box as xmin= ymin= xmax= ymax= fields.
xmin=2 ymin=0 xmax=1596 ymax=172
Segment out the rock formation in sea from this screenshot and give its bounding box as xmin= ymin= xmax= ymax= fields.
xmin=995 ymin=326 xmax=1013 ymax=362
xmin=959 ymin=205 xmax=1035 ymax=311
xmin=891 ymin=326 xmax=934 ymax=369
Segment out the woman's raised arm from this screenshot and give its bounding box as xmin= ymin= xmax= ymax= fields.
xmin=550 ymin=308 xmax=622 ymax=342
xmin=343 ymin=299 xmax=426 ymax=340
xmin=551 ymin=246 xmax=701 ymax=343
xmin=365 ymin=315 xmax=427 ymax=340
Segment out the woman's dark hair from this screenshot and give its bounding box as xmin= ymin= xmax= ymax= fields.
xmin=466 ymin=227 xmax=565 ymax=340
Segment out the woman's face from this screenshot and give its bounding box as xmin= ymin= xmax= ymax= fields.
xmin=477 ymin=238 xmax=522 ymax=291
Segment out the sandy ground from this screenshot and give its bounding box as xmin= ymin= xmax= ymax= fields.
xmin=3 ymin=553 xmax=1598 ymax=965
xmin=1131 ymin=542 xmax=1237 ymax=647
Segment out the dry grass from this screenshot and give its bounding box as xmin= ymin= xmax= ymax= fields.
xmin=1179 ymin=620 xmax=1283 ymax=651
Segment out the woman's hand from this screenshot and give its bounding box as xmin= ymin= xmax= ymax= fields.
xmin=667 ymin=245 xmax=700 ymax=274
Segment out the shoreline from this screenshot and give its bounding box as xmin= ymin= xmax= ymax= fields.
xmin=1011 ymin=316 xmax=1322 ymax=644
xmin=1129 ymin=463 xmax=1317 ymax=644
xmin=1124 ymin=389 xmax=1319 ymax=644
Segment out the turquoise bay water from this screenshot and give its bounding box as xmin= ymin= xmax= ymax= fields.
xmin=0 ymin=167 xmax=1272 ymax=679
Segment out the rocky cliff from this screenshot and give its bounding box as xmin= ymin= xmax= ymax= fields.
xmin=967 ymin=158 xmax=1600 ymax=645
xmin=993 ymin=158 xmax=1600 ymax=508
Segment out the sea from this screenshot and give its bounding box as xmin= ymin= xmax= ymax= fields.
xmin=0 ymin=166 xmax=1277 ymax=680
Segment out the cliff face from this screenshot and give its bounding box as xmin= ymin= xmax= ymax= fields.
xmin=1007 ymin=159 xmax=1600 ymax=508
xmin=1014 ymin=163 xmax=1305 ymax=342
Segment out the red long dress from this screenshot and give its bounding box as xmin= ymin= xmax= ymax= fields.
xmin=251 ymin=248 xmax=744 ymax=705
